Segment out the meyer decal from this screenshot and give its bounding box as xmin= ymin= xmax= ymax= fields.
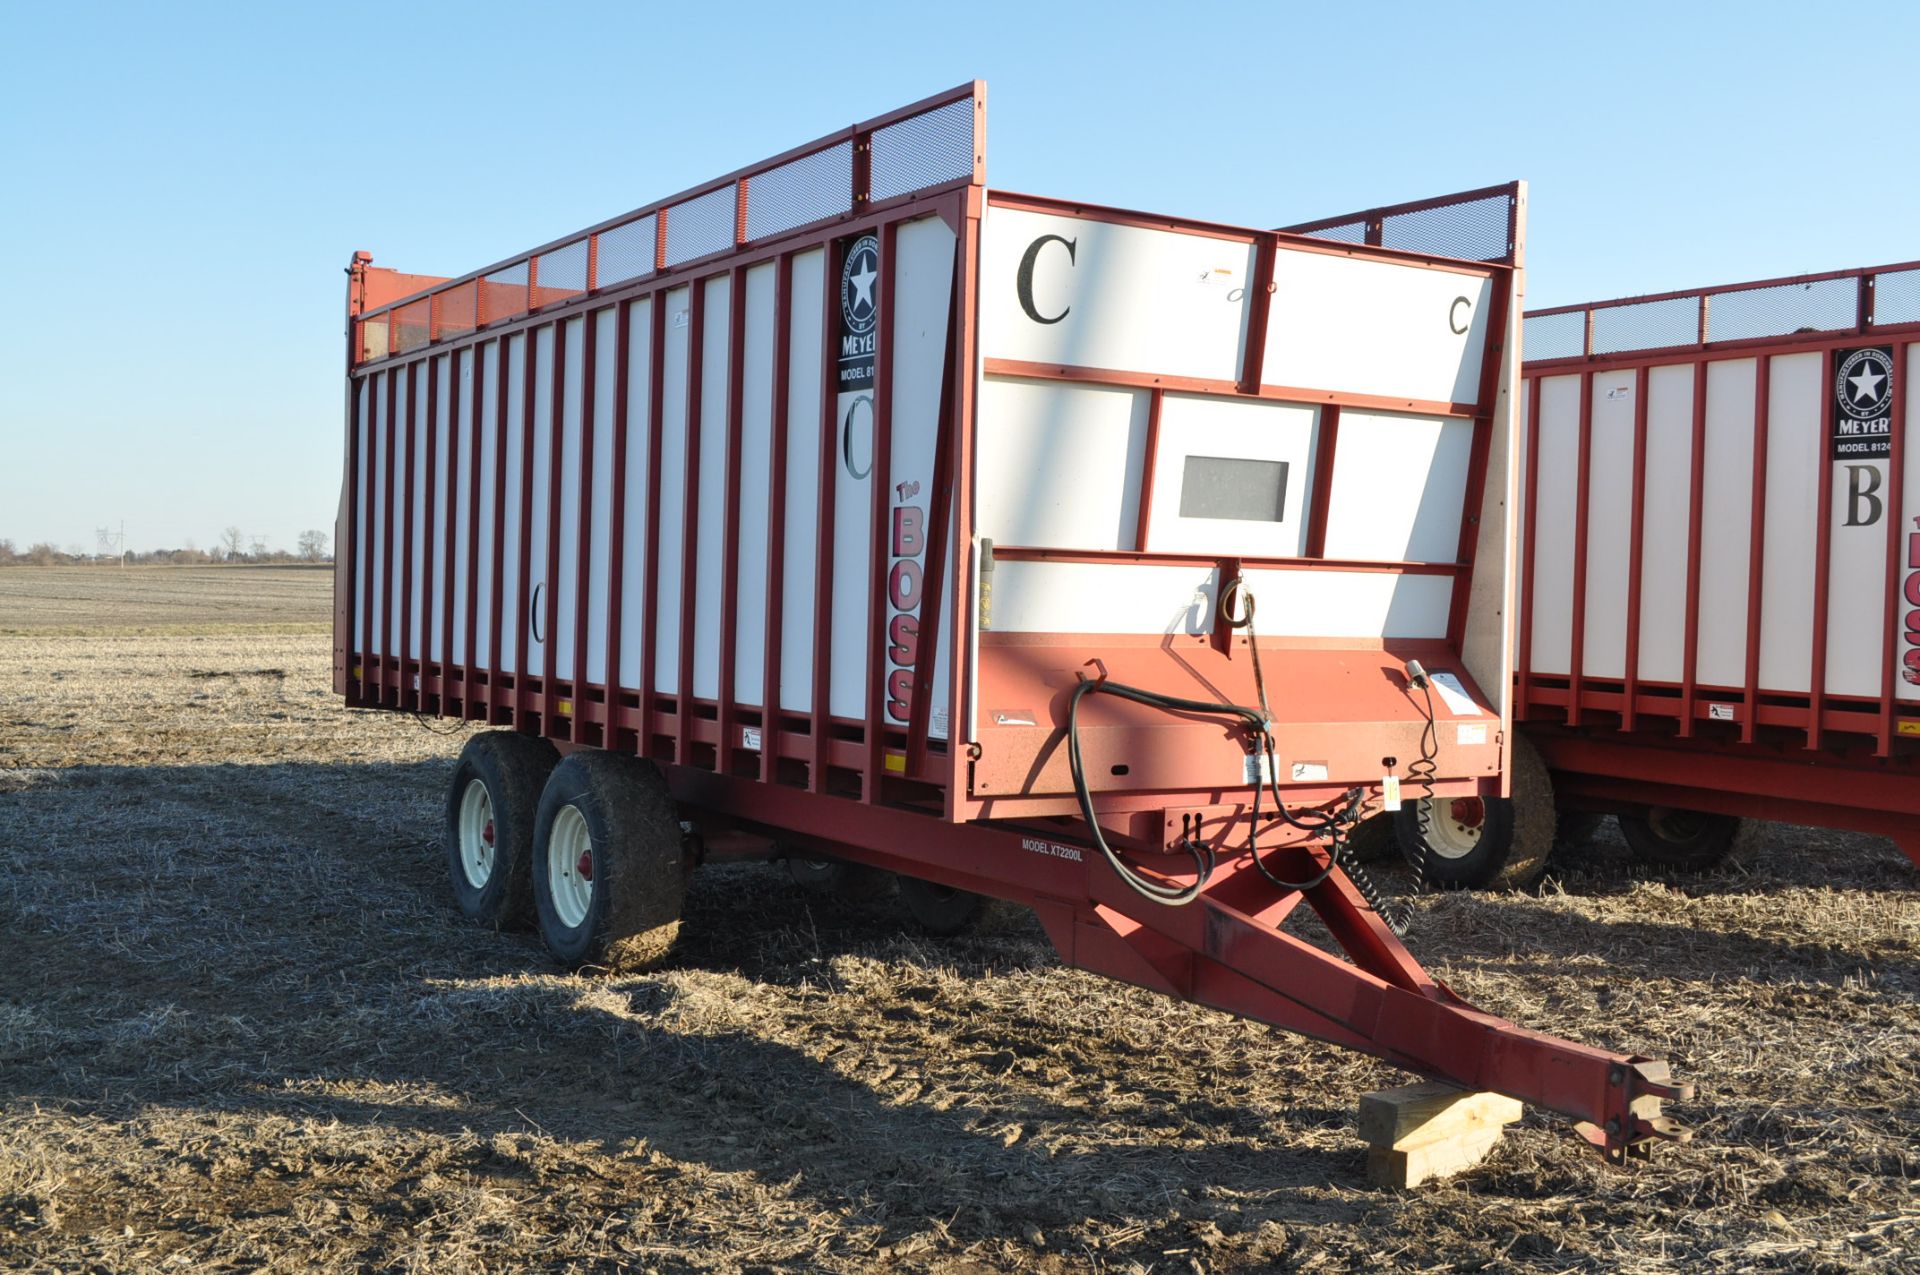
xmin=1832 ymin=345 xmax=1895 ymax=461
xmin=837 ymin=234 xmax=879 ymax=392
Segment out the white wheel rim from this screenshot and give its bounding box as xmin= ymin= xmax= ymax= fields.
xmin=547 ymin=804 xmax=595 ymax=929
xmin=458 ymin=779 xmax=496 ymax=889
xmin=1425 ymin=797 xmax=1486 ymax=861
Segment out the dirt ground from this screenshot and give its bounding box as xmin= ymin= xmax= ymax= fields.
xmin=1 ymin=566 xmax=1916 ymax=1272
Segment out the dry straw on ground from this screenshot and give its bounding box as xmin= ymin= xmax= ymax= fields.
xmin=1 ymin=567 xmax=1916 ymax=1271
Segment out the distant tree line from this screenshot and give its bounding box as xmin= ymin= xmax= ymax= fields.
xmin=0 ymin=530 xmax=333 ymax=567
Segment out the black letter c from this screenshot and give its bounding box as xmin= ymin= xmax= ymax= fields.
xmin=1017 ymin=234 xmax=1077 ymax=325
xmin=1449 ymin=296 xmax=1472 ymax=335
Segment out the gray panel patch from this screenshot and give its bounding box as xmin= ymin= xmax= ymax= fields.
xmin=1179 ymin=455 xmax=1289 ymax=522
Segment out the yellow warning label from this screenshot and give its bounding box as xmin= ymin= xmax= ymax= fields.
xmin=556 ymin=699 xmax=573 ymax=717
xmin=1898 ymin=720 xmax=1920 ymax=737
xmin=884 ymin=751 xmax=907 ymax=774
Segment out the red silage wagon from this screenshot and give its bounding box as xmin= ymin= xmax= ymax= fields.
xmin=336 ymin=83 xmax=1688 ymax=1161
xmin=1384 ymin=255 xmax=1920 ymax=880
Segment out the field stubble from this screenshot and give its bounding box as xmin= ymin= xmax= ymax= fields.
xmin=0 ymin=567 xmax=1916 ymax=1272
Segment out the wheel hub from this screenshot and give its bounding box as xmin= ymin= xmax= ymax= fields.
xmin=576 ymin=849 xmax=594 ymax=881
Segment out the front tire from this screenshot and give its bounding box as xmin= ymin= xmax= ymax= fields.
xmin=444 ymin=732 xmax=559 ymax=928
xmin=1618 ymin=808 xmax=1741 ymax=871
xmin=1393 ymin=735 xmax=1556 ymax=889
xmin=531 ymin=750 xmax=687 ymax=971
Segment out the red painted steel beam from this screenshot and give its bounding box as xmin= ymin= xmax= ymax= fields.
xmin=862 ymin=222 xmax=899 ymax=802
xmin=677 ymin=285 xmax=708 ymax=767
xmin=488 ymin=341 xmax=512 ymax=724
xmin=1134 ymin=389 xmax=1166 ymax=553
xmin=905 ymin=248 xmax=964 ymax=780
xmin=638 ymin=292 xmax=669 ymax=752
xmin=717 ymin=269 xmax=749 ymax=775
xmin=573 ymin=312 xmax=600 ymax=741
xmin=1301 ymin=404 xmax=1338 ymax=560
xmin=1877 ymin=339 xmax=1911 ymax=755
xmin=541 ymin=321 xmax=568 ymax=737
xmin=604 ymin=302 xmax=633 ymax=743
xmin=463 ymin=345 xmax=485 ymax=720
xmin=760 ymin=254 xmax=795 ymax=784
xmin=808 ymin=240 xmax=842 ymax=794
xmin=514 ymin=332 xmax=540 ymax=730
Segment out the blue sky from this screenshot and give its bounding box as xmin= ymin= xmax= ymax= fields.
xmin=2 ymin=1 xmax=1914 ymax=553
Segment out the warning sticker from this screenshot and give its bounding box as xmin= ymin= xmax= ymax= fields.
xmin=1429 ymin=671 xmax=1484 ymax=717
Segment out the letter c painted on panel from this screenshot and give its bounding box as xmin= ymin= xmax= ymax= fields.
xmin=1017 ymin=234 xmax=1078 ymax=325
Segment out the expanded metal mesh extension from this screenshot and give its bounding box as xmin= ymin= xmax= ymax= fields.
xmin=596 ymin=215 xmax=657 ymax=289
xmin=532 ymin=239 xmax=589 ymax=307
xmin=1380 ymin=193 xmax=1513 ymax=263
xmin=355 ymin=86 xmax=983 ymax=363
xmin=1871 ymin=267 xmax=1920 ymax=327
xmin=480 ymin=262 xmax=530 ymax=327
xmin=662 ymin=185 xmax=737 ymax=269
xmin=1525 ymin=261 xmax=1917 ymax=361
xmin=744 ymin=142 xmax=854 ymax=241
xmin=869 ymin=97 xmax=977 ymax=203
xmin=1281 ymin=185 xmax=1518 ymax=265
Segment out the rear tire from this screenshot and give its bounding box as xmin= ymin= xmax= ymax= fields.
xmin=444 ymin=732 xmax=559 ymax=928
xmin=1619 ymin=808 xmax=1741 ymax=871
xmin=1393 ymin=735 xmax=1556 ymax=890
xmin=897 ymin=875 xmax=990 ymax=936
xmin=786 ymin=852 xmax=892 ymax=902
xmin=531 ymin=750 xmax=687 ymax=971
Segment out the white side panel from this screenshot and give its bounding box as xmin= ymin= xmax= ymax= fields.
xmin=692 ymin=277 xmax=732 ymax=701
xmin=353 ymin=378 xmax=370 ymax=647
xmin=526 ymin=327 xmax=555 ymax=678
xmin=882 ymin=217 xmax=957 ymax=728
xmin=1146 ymin=395 xmax=1318 ymax=558
xmin=1901 ymin=344 xmax=1920 ymax=702
xmin=476 ymin=345 xmax=501 ymax=668
xmin=1320 ymin=410 xmax=1471 ymax=563
xmin=1242 ymin=568 xmax=1454 ymax=639
xmin=732 ymin=263 xmax=778 ymax=708
xmin=1697 ymin=360 xmax=1757 ymax=688
xmin=409 ymin=363 xmax=428 ymax=662
xmin=1528 ymin=375 xmax=1581 ymax=675
xmin=431 ymin=355 xmax=452 ymax=664
xmin=1580 ymin=370 xmax=1637 ymax=679
xmin=585 ymin=308 xmax=617 ymax=688
xmin=1758 ymin=353 xmax=1823 ymax=692
xmin=553 ymin=317 xmax=585 ymax=683
xmin=616 ymin=303 xmax=655 ymax=691
xmin=975 ymin=378 xmax=1147 ymax=549
xmin=653 ymin=288 xmax=691 ymax=693
xmin=1826 ymin=358 xmax=1893 ymax=697
xmin=1263 ymin=252 xmax=1492 ymax=406
xmin=500 ymin=334 xmax=525 ymax=673
xmin=779 ymin=249 xmax=826 ymax=714
xmin=370 ymin=371 xmax=387 ymax=657
xmin=452 ymin=350 xmax=474 ymax=667
xmin=980 ymin=205 xmax=1253 ymax=382
xmin=1636 ymin=365 xmax=1695 ymax=683
xmin=388 ymin=365 xmax=410 ymax=656
xmin=992 ymin=562 xmax=1220 ymax=635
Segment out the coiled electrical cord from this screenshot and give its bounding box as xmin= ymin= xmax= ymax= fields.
xmin=1403 ymin=662 xmax=1441 ymax=894
xmin=1063 ymin=578 xmax=1421 ymax=935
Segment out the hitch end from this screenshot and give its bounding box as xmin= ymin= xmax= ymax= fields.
xmin=1575 ymin=1059 xmax=1694 ymax=1164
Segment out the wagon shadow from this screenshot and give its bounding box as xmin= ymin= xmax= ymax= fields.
xmin=0 ymin=758 xmax=1362 ymax=1251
